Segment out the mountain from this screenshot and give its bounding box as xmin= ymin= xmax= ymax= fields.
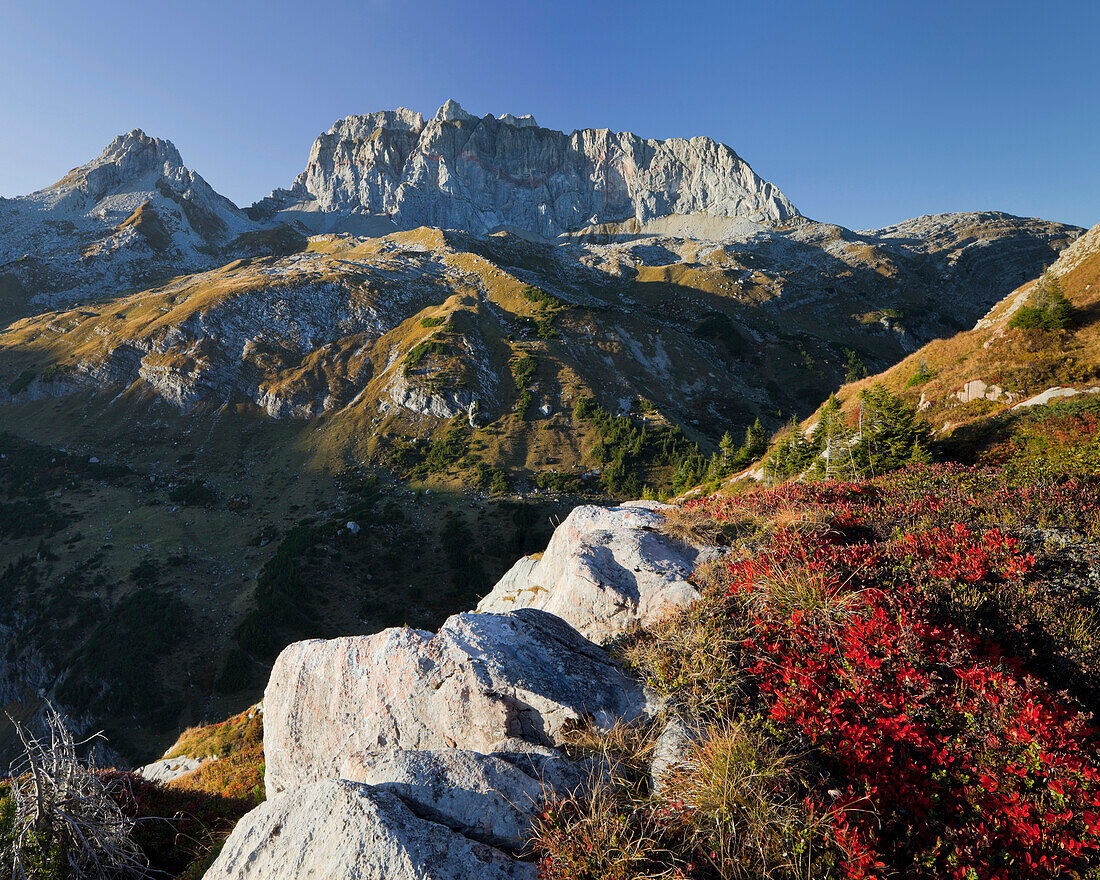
xmin=817 ymin=219 xmax=1100 ymax=432
xmin=0 ymin=213 xmax=1078 ymax=444
xmin=739 ymin=219 xmax=1100 ymax=489
xmin=0 ymin=130 xmax=288 ymax=323
xmin=249 ymin=100 xmax=801 ymax=237
xmin=0 ymin=106 xmax=1086 ymax=766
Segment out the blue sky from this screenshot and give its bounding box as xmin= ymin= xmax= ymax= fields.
xmin=0 ymin=0 xmax=1096 ymax=230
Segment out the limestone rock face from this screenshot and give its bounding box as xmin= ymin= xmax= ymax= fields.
xmin=202 ymin=779 xmax=537 ymax=880
xmin=340 ymin=747 xmax=560 ymax=851
xmin=263 ymin=608 xmax=654 ymax=795
xmin=136 ymin=756 xmax=201 ymax=784
xmin=255 ymin=100 xmax=802 ymax=237
xmin=477 ymin=500 xmax=717 ymax=642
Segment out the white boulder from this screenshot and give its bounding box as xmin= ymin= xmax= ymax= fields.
xmin=477 ymin=500 xmax=717 ymax=642
xmin=136 ymin=756 xmax=201 ymax=785
xmin=202 ymin=779 xmax=536 ymax=880
xmin=263 ymin=608 xmax=654 ymax=795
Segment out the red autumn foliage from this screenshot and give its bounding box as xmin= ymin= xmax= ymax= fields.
xmin=692 ymin=467 xmax=1100 ymax=878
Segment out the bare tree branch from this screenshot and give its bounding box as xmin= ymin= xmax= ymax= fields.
xmin=5 ymin=704 xmax=148 ymax=879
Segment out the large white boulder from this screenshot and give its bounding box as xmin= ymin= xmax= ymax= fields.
xmin=136 ymin=756 xmax=201 ymax=785
xmin=477 ymin=500 xmax=716 ymax=642
xmin=340 ymin=746 xmax=569 ymax=851
xmin=263 ymin=608 xmax=654 ymax=795
xmin=202 ymin=779 xmax=537 ymax=880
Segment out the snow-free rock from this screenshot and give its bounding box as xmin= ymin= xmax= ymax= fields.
xmin=477 ymin=500 xmax=718 ymax=642
xmin=136 ymin=755 xmax=201 ymax=785
xmin=340 ymin=747 xmax=564 ymax=851
xmin=254 ymin=100 xmax=801 ymax=237
xmin=201 ymin=779 xmax=536 ymax=880
xmin=263 ymin=608 xmax=655 ymax=795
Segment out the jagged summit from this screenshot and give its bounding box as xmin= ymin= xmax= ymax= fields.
xmin=0 ymin=129 xmax=268 ymax=315
xmin=46 ymin=129 xmax=188 ymax=198
xmin=251 ymin=100 xmax=802 ymax=237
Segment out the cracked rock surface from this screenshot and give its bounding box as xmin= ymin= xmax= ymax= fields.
xmin=263 ymin=608 xmax=654 ymax=796
xmin=201 ymin=779 xmax=538 ymax=880
xmin=478 ymin=500 xmax=719 ymax=642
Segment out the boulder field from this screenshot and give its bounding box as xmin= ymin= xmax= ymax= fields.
xmin=202 ymin=502 xmax=717 ymax=879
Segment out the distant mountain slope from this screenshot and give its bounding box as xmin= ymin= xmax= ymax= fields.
xmin=822 ymin=219 xmax=1100 ymax=423
xmin=0 ymin=130 xmax=285 ymax=321
xmin=249 ymin=100 xmax=801 ymax=237
xmin=0 ymin=213 xmax=1078 ymax=479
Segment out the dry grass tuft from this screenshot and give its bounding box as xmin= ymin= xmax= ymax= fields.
xmin=530 ymin=776 xmax=678 ymax=880
xmin=661 ymin=504 xmax=761 ymax=548
xmin=666 ymin=719 xmax=833 ymax=879
xmin=558 ymin=718 xmax=662 ymax=790
xmin=617 ymin=596 xmax=746 ymax=718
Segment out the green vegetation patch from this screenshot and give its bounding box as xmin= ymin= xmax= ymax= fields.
xmin=1008 ymin=269 xmax=1073 ymax=331
xmin=57 ymin=588 xmax=192 ymax=732
xmin=404 ymin=338 xmax=449 ymax=368
xmin=235 ymin=521 xmax=322 ymax=658
xmin=7 ymin=370 xmax=35 ymax=395
xmin=168 ymin=480 xmax=217 ymax=506
xmin=575 ymin=396 xmax=705 ymax=497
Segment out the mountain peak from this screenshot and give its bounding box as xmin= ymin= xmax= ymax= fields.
xmin=48 ymin=129 xmax=186 ymax=198
xmin=432 ymin=98 xmax=476 ymax=123
xmin=271 ymin=100 xmax=802 ymax=237
xmin=496 ymin=112 xmax=539 ymax=128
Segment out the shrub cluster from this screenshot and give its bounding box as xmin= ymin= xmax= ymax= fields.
xmin=765 ymin=386 xmax=930 ymax=483
xmin=519 ymin=284 xmax=566 ymax=340
xmin=537 ymin=463 xmax=1100 ymax=879
xmin=1008 ymin=270 xmax=1073 ymax=331
xmin=574 ymin=397 xmax=705 ymax=497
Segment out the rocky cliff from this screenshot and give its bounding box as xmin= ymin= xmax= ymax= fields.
xmin=251 ymin=100 xmax=802 ymax=237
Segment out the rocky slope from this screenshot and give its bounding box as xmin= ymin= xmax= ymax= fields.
xmin=0 ymin=130 xmax=291 ymax=323
xmin=0 ymin=215 xmax=1078 ymax=478
xmin=250 ymin=100 xmax=801 ymax=237
xmin=812 ymin=219 xmax=1100 ymax=432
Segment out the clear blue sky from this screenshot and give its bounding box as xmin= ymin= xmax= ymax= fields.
xmin=1 ymin=0 xmax=1096 ymax=230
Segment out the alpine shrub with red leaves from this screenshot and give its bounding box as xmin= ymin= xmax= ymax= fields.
xmin=535 ymin=464 xmax=1100 ymax=880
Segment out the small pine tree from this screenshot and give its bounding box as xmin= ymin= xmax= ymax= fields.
xmin=1009 ymin=270 xmax=1073 ymax=331
xmin=813 ymin=394 xmax=857 ymax=480
xmin=853 ymin=384 xmax=931 ymax=476
xmin=731 ymin=418 xmax=768 ymax=469
xmin=843 ymin=348 xmax=869 ymax=382
xmin=718 ymin=431 xmax=736 ymax=465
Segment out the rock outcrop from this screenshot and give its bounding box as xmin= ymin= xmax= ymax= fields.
xmin=171 ymin=473 xmax=738 ymax=880
xmin=202 ymin=779 xmax=537 ymax=880
xmin=252 ymin=99 xmax=801 ymax=237
xmin=205 ymin=498 xmax=725 ymax=880
xmin=478 ymin=500 xmax=716 ymax=642
xmin=136 ymin=755 xmax=201 ymax=784
xmin=263 ymin=608 xmax=654 ymax=795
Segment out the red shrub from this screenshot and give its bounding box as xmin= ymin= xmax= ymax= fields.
xmin=696 ymin=470 xmax=1100 ymax=878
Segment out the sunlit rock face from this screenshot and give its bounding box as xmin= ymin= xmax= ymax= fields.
xmin=253 ymin=99 xmax=802 ymax=237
